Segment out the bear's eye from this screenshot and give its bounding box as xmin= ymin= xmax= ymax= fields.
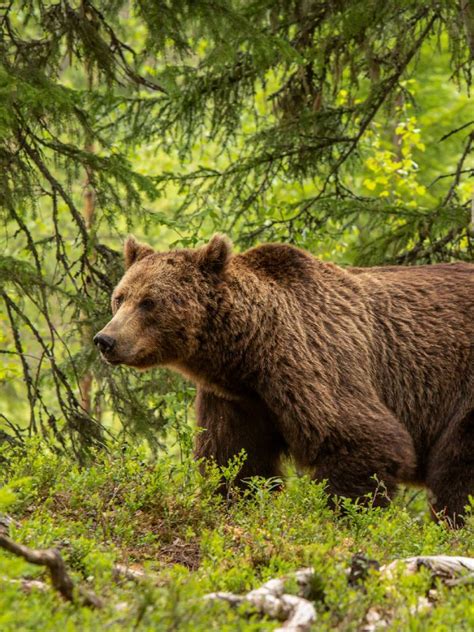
xmin=114 ymin=295 xmax=124 ymax=308
xmin=139 ymin=298 xmax=155 ymax=310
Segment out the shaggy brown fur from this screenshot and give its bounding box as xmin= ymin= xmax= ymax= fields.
xmin=95 ymin=235 xmax=474 ymax=525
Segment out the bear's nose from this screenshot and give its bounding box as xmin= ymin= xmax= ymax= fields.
xmin=93 ymin=333 xmax=116 ymax=353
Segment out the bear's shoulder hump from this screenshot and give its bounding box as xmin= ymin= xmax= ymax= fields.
xmin=238 ymin=243 xmax=317 ymax=281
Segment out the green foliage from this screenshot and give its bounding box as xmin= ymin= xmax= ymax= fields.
xmin=0 ymin=444 xmax=473 ymax=630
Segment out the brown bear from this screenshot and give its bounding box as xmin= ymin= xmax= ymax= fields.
xmin=94 ymin=235 xmax=474 ymax=525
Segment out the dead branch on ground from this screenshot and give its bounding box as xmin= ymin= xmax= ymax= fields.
xmin=0 ymin=518 xmax=103 ymax=608
xmin=205 ymin=568 xmax=317 ymax=632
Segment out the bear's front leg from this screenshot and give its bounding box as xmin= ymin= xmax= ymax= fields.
xmin=258 ymin=374 xmax=417 ymax=507
xmin=194 ymin=387 xmax=287 ymax=487
xmin=312 ymin=401 xmax=417 ymax=508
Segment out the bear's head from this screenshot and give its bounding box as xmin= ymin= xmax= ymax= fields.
xmin=94 ymin=234 xmax=232 ymax=369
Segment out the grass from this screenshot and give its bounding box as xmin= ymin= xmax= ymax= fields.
xmin=0 ymin=441 xmax=473 ymax=631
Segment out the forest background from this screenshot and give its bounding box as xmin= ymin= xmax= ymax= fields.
xmin=0 ymin=2 xmax=473 ymax=630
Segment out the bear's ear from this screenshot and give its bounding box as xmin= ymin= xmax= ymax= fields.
xmin=197 ymin=234 xmax=232 ymax=274
xmin=124 ymin=235 xmax=155 ymax=269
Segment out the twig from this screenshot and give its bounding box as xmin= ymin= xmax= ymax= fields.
xmin=439 ymin=119 xmax=474 ymax=142
xmin=442 ymin=132 xmax=474 ymax=205
xmin=0 ymin=576 xmax=49 ymax=593
xmin=113 ymin=564 xmax=148 ymax=583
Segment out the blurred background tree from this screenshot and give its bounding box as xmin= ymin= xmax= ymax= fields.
xmin=0 ymin=0 xmax=472 ymax=456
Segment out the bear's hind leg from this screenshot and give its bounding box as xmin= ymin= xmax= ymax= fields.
xmin=194 ymin=388 xmax=286 ymax=487
xmin=426 ymin=410 xmax=474 ymax=527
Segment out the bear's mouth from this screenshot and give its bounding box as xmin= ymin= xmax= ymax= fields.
xmin=101 ymin=352 xmax=152 ymax=369
xmin=97 ymin=349 xmax=123 ymax=366
xmin=99 ymin=355 xmax=121 ymax=366
xmin=126 ymin=350 xmax=161 ymax=370
xmin=105 ymin=358 xmax=122 ymax=366
xmin=98 ymin=346 xmax=161 ymax=370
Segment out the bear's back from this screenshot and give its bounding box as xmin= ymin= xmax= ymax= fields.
xmin=352 ymin=261 xmax=473 ymax=319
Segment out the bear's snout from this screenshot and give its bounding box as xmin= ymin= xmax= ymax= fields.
xmin=93 ymin=333 xmax=116 ymax=354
